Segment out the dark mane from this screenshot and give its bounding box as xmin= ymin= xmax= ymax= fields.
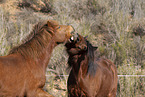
xmin=86 ymin=40 xmax=98 ymax=76
xmin=8 ymin=21 xmax=53 ymax=58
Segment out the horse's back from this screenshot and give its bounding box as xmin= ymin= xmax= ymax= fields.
xmin=0 ymin=54 xmax=26 ymax=74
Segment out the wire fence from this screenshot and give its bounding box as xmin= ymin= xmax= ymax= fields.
xmin=45 ymin=74 xmax=145 ymax=97
xmin=46 ymin=74 xmax=145 ymax=77
xmin=117 ymin=75 xmax=145 ymax=97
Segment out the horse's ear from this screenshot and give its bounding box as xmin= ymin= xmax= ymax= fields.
xmin=47 ymin=21 xmax=53 ymax=27
xmin=47 ymin=20 xmax=59 ymax=27
xmin=74 ymin=33 xmax=79 ymax=39
xmin=93 ymin=47 xmax=98 ymax=51
xmin=84 ymin=35 xmax=88 ymax=39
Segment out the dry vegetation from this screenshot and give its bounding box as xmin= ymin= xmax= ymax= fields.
xmin=0 ymin=0 xmax=145 ymax=96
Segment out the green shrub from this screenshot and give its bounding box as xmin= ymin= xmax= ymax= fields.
xmin=0 ymin=0 xmax=145 ymax=96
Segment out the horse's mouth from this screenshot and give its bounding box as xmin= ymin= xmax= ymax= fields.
xmin=69 ymin=33 xmax=79 ymax=42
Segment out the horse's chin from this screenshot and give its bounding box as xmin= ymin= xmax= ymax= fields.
xmin=67 ymin=48 xmax=80 ymax=55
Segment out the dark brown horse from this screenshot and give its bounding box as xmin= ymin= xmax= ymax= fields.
xmin=0 ymin=20 xmax=74 ymax=97
xmin=65 ymin=34 xmax=118 ymax=97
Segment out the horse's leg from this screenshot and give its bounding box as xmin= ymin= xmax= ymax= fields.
xmin=36 ymin=88 xmax=54 ymax=97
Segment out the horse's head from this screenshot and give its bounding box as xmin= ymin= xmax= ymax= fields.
xmin=45 ymin=20 xmax=75 ymax=43
xmin=65 ymin=33 xmax=88 ymax=55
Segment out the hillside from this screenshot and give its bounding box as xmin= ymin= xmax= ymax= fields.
xmin=0 ymin=0 xmax=145 ymax=96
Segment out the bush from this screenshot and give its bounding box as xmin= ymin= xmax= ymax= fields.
xmin=18 ymin=0 xmax=56 ymax=14
xmin=0 ymin=0 xmax=145 ymax=96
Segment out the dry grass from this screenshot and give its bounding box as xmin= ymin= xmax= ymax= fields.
xmin=0 ymin=0 xmax=145 ymax=96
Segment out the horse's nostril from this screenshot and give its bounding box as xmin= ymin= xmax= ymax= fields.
xmin=70 ymin=26 xmax=75 ymax=34
xmin=84 ymin=46 xmax=87 ymax=50
xmin=78 ymin=46 xmax=87 ymax=50
xmin=78 ymin=46 xmax=81 ymax=50
xmin=71 ymin=31 xmax=74 ymax=34
xmin=71 ymin=29 xmax=75 ymax=34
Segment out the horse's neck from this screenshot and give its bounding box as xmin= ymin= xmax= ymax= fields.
xmin=70 ymin=53 xmax=89 ymax=91
xmin=21 ymin=39 xmax=57 ymax=71
xmin=71 ymin=53 xmax=89 ymax=78
xmin=35 ymin=40 xmax=57 ymax=70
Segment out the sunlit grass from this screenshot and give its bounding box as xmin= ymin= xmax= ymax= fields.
xmin=0 ymin=0 xmax=145 ymax=96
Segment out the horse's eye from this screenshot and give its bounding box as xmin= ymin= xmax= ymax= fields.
xmin=70 ymin=36 xmax=74 ymax=42
xmin=57 ymin=26 xmax=60 ymax=29
xmin=77 ymin=37 xmax=80 ymax=42
xmin=44 ymin=24 xmax=48 ymax=26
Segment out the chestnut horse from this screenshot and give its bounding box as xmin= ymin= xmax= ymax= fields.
xmin=65 ymin=34 xmax=118 ymax=97
xmin=0 ymin=20 xmax=74 ymax=97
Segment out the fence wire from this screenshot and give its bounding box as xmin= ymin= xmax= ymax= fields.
xmin=46 ymin=74 xmax=145 ymax=77
xmin=45 ymin=75 xmax=145 ymax=97
xmin=117 ymin=75 xmax=145 ymax=97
